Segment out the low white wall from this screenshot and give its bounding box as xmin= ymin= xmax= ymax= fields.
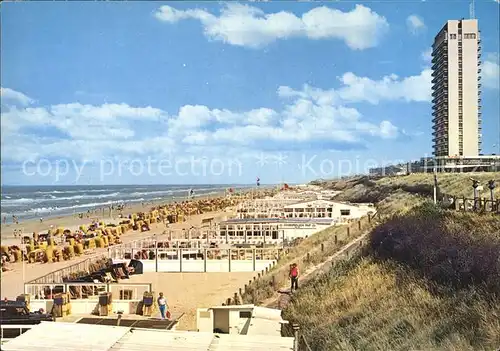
xmin=115 ymin=258 xmax=275 ymax=273
xmin=29 ymin=299 xmax=140 ymax=315
xmin=283 ymin=226 xmax=327 ymax=240
xmin=139 ymin=259 xmax=275 ymax=273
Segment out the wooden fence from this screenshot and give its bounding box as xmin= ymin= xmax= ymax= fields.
xmin=221 ymin=212 xmax=382 ymax=306
xmin=439 ymin=194 xmax=500 ymax=214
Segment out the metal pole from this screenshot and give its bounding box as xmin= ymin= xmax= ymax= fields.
xmin=433 ymin=168 xmax=437 ymax=204
xmin=21 ymin=227 xmax=25 ymax=291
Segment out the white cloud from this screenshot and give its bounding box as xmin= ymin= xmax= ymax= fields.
xmin=482 ymin=53 xmax=500 ymax=89
xmin=421 ymin=47 xmax=432 ymax=63
xmin=2 ymin=80 xmax=405 ymax=163
xmin=155 ymin=4 xmax=389 ymax=50
xmin=406 ymin=15 xmax=426 ymax=35
xmin=277 ymin=68 xmax=433 ymax=106
xmin=0 ymin=87 xmax=34 ymax=106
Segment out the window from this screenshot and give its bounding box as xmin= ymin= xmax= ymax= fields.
xmin=450 ymin=33 xmax=457 ymax=39
xmin=464 ymin=33 xmax=476 ymax=39
xmin=340 ymin=209 xmax=351 ymax=216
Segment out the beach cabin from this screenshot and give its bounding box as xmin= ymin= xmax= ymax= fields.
xmin=283 ymin=200 xmax=375 ymax=222
xmin=217 ymin=218 xmax=335 ymax=244
xmin=235 ymin=198 xmax=303 ymax=219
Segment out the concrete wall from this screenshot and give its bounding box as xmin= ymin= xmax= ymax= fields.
xmin=133 ymin=259 xmax=275 ymax=273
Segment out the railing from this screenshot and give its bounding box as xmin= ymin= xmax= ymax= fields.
xmin=26 ymin=255 xmax=108 ymax=285
xmin=1 ymin=324 xmax=36 ymax=343
xmin=23 ymin=282 xmax=152 ymax=301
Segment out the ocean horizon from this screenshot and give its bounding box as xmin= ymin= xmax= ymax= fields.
xmin=0 ymin=184 xmax=257 ymax=222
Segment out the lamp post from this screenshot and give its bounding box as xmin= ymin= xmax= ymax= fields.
xmin=471 ymin=178 xmax=480 ymax=210
xmin=488 ymin=180 xmax=496 ymax=211
xmin=20 ymin=227 xmax=26 ymax=294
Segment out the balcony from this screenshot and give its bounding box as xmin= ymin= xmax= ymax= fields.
xmin=432 ymin=97 xmax=448 ymax=105
xmin=432 ymin=61 xmax=448 ymax=71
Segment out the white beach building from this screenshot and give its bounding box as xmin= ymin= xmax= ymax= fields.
xmin=217 ymin=217 xmax=336 ymax=244
xmin=235 ymin=198 xmax=305 ymax=219
xmin=283 ymin=200 xmax=375 ymax=222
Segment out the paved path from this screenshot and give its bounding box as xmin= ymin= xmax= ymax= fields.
xmin=263 ymin=230 xmax=373 ymax=310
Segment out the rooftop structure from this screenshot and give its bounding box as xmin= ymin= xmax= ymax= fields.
xmin=2 ymin=320 xmax=294 ymax=351
xmin=196 ymin=304 xmax=288 ymax=337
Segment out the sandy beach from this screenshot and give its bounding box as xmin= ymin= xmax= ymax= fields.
xmin=129 ymin=271 xmax=255 ymax=331
xmin=0 ymin=206 xmax=237 ymax=299
xmin=0 ymin=186 xmax=277 ymax=332
xmin=1 ymin=192 xmax=229 ymax=243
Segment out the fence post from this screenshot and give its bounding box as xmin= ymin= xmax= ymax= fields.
xmin=347 ymin=227 xmax=350 ymax=237
xmin=203 ymin=249 xmax=207 ymax=272
xmin=293 ymin=324 xmax=300 ymax=351
xmin=179 ymin=249 xmax=182 ymax=272
xmin=358 ymin=221 xmax=361 ymax=230
xmin=321 ymin=243 xmax=324 ymax=252
xmin=252 ymin=248 xmax=256 ymax=271
xmin=228 ymin=249 xmax=232 ymax=272
xmin=272 ymin=275 xmax=276 ymax=289
xmin=335 ymin=235 xmax=338 ymax=244
xmin=462 ymin=196 xmax=467 ymax=211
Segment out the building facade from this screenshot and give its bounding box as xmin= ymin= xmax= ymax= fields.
xmin=432 ymin=19 xmax=481 ymax=158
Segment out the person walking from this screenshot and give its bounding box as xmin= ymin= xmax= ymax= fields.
xmin=289 ymin=263 xmax=299 ymax=292
xmin=157 ymin=292 xmax=169 ymax=320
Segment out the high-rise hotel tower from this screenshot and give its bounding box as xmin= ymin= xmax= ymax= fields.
xmin=432 ymin=19 xmax=481 ymax=158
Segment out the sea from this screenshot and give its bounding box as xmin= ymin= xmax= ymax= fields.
xmin=1 ymin=184 xmax=251 ymax=223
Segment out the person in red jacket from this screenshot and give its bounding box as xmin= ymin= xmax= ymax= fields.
xmin=289 ymin=263 xmax=299 ymax=292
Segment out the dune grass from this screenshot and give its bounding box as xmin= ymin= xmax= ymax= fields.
xmin=282 ymin=204 xmax=500 ymax=350
xmin=321 ymin=173 xmax=500 ymax=207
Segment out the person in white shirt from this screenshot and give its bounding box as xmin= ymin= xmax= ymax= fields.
xmin=157 ymin=292 xmax=169 ymax=320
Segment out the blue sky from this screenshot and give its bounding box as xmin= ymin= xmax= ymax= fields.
xmin=1 ymin=1 xmax=499 ymax=185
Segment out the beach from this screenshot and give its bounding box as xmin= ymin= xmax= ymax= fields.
xmin=0 ymin=184 xmax=277 ymax=332
xmin=1 ymin=207 xmax=239 ymax=295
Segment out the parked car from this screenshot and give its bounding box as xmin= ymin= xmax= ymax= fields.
xmin=0 ymin=300 xmax=54 ymax=339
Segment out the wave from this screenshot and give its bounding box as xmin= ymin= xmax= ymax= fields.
xmin=1 ymin=192 xmax=122 ymax=207
xmin=34 ymin=189 xmax=114 ymax=195
xmin=1 ymin=197 xmax=148 ymax=216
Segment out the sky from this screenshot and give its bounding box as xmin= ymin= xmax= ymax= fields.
xmin=1 ymin=1 xmax=499 ymax=186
